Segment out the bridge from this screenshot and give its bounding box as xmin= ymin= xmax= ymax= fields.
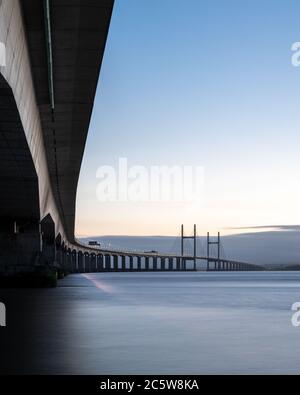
xmin=0 ymin=0 xmax=264 ymax=280
xmin=60 ymin=251 xmax=263 ymax=273
xmin=40 ymin=224 xmax=264 ymax=274
xmin=58 ymin=225 xmax=263 ymax=273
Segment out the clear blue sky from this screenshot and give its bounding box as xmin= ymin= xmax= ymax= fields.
xmin=76 ymin=0 xmax=300 ymax=237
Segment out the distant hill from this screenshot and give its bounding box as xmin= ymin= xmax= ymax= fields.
xmin=79 ymin=225 xmax=300 ymax=268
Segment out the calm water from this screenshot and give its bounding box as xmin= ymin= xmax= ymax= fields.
xmin=1 ymin=272 xmax=300 ymax=374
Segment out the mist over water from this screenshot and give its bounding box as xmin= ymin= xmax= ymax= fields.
xmin=2 ymin=272 xmax=300 ymax=374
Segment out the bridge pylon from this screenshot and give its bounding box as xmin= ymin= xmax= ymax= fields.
xmin=181 ymin=224 xmax=197 ymax=271
xmin=207 ymin=232 xmax=220 ymax=271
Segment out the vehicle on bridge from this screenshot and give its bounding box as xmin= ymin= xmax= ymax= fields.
xmin=88 ymin=241 xmax=101 ymax=248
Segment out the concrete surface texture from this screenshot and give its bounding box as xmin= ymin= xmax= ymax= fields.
xmin=0 ymin=0 xmax=114 ymax=273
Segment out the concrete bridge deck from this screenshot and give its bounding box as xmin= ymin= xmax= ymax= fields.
xmin=48 ymin=244 xmax=265 ymax=273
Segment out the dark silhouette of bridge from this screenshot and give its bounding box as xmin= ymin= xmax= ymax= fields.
xmin=56 ymin=225 xmax=264 ymax=274
xmin=62 ymin=252 xmax=263 ymax=273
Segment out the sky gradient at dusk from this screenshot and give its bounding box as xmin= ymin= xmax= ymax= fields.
xmin=76 ymin=0 xmax=300 ymax=237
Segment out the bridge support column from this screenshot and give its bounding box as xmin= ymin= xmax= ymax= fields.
xmin=128 ymin=256 xmax=133 ymax=271
xmin=153 ymin=257 xmax=157 ymax=271
xmin=97 ymin=254 xmax=103 ymax=272
xmin=66 ymin=250 xmax=72 ymax=273
xmin=145 ymin=257 xmax=149 ymax=271
xmin=40 ymin=215 xmax=56 ymax=269
xmin=137 ymin=256 xmax=142 ymax=271
xmin=96 ymin=254 xmax=99 ymax=272
xmin=86 ymin=254 xmax=91 ymax=272
xmin=121 ymin=256 xmax=126 ymax=271
xmin=113 ymin=255 xmax=118 ymax=271
xmin=91 ymin=254 xmax=97 ymax=272
xmin=77 ymin=252 xmax=83 ymax=272
xmin=0 ymin=221 xmax=44 ymax=275
xmin=94 ymin=255 xmax=98 ymax=272
xmin=57 ymin=246 xmax=64 ymax=271
xmin=81 ymin=253 xmax=86 ymax=273
xmin=88 ymin=253 xmax=92 ymax=272
xmin=61 ymin=247 xmax=67 ymax=273
xmin=129 ymin=256 xmax=133 ymax=272
xmin=176 ymin=257 xmax=181 ymax=271
xmin=71 ymin=251 xmax=78 ymax=273
xmin=55 ymin=236 xmax=62 ymax=268
xmin=105 ymin=255 xmax=111 ymax=271
xmin=84 ymin=253 xmax=90 ymax=273
xmin=161 ymin=257 xmax=165 ymax=271
xmin=168 ymin=257 xmax=173 ymax=271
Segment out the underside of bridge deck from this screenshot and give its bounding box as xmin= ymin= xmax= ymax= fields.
xmin=0 ymin=0 xmax=114 ymax=281
xmin=22 ymin=0 xmax=114 ymax=243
